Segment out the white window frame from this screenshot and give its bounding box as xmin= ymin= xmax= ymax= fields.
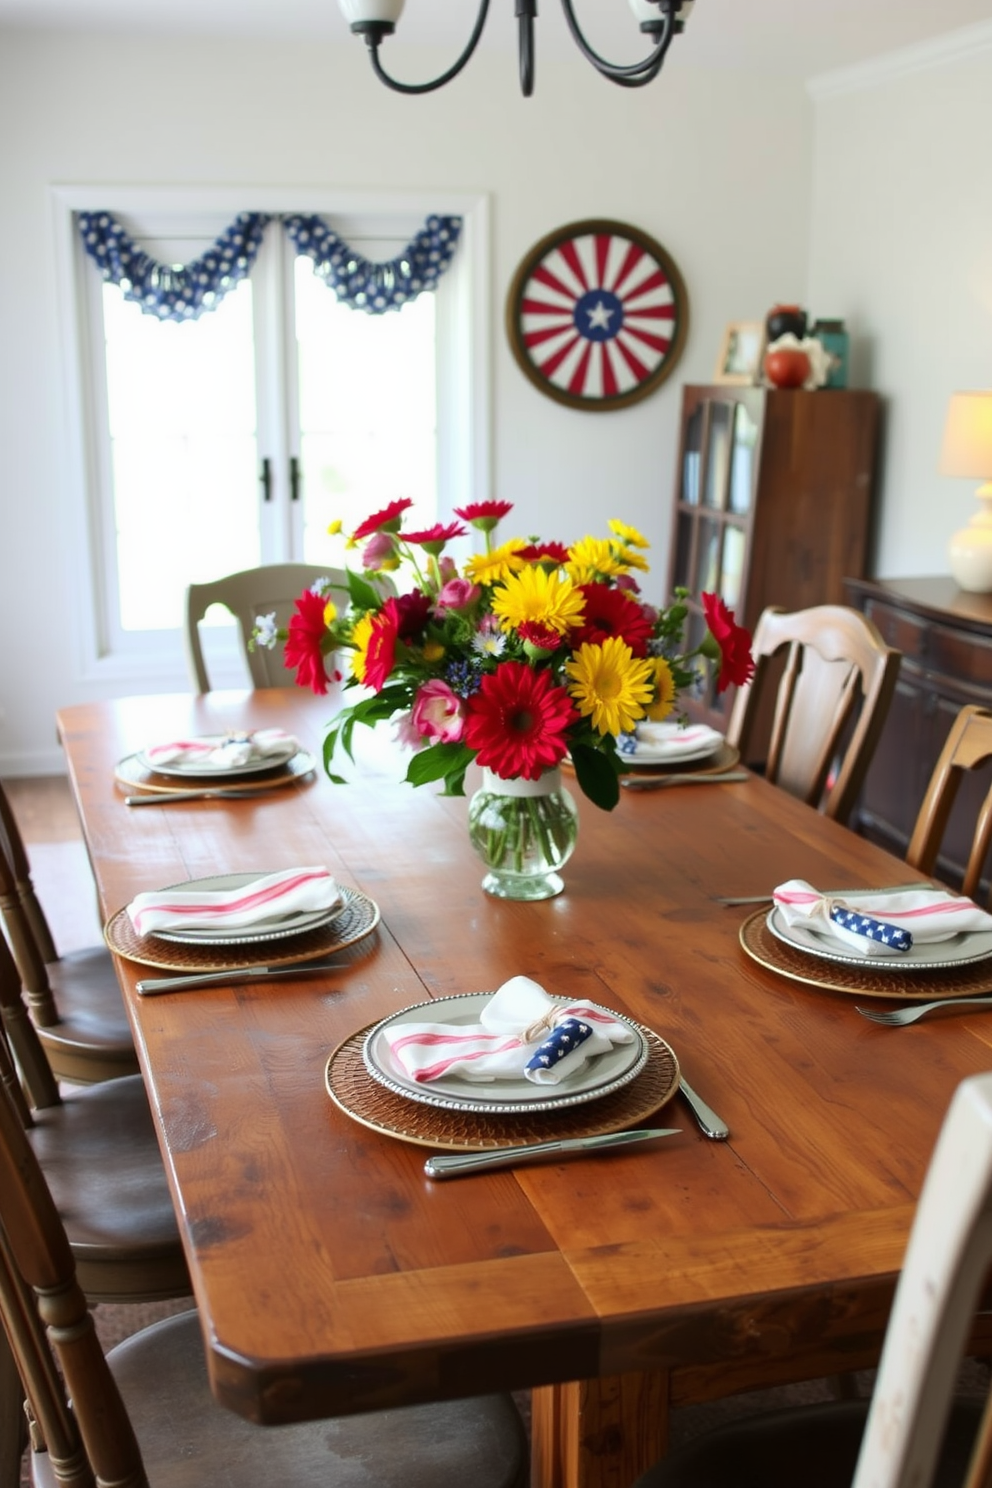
xmin=51 ymin=184 xmax=491 ymax=685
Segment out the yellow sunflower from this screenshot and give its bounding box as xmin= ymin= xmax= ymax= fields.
xmin=608 ymin=518 xmax=649 ymax=549
xmin=349 ymin=613 xmax=376 ymax=683
xmin=565 ymin=636 xmax=655 ymax=737
xmin=565 ymin=536 xmax=625 ymax=586
xmin=463 ymin=539 xmax=530 ymax=586
xmin=645 ymin=657 xmax=677 ymax=721
xmin=490 ymin=565 xmax=586 ymax=636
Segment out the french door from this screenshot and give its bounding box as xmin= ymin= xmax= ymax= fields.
xmin=69 ymin=193 xmax=486 ymax=681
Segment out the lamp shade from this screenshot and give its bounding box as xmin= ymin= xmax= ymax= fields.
xmin=338 ymin=0 xmax=404 ymax=24
xmin=940 ymin=391 xmax=992 ymax=479
xmin=941 ymin=390 xmax=992 ymax=593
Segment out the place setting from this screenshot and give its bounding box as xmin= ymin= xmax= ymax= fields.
xmin=738 ymin=877 xmax=992 ymax=1004
xmin=103 ymin=865 xmax=380 ymax=981
xmin=115 ymin=727 xmax=317 ymax=803
xmin=325 ymin=973 xmax=699 ymax=1168
xmin=612 ymin=721 xmax=748 ymax=791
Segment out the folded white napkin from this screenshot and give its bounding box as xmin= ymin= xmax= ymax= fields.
xmin=381 ymin=975 xmax=636 ymax=1087
xmin=127 ymin=866 xmax=340 ymax=937
xmin=618 ymin=721 xmax=723 ymax=761
xmin=144 ymin=729 xmax=298 ymax=769
xmin=773 ymin=878 xmax=992 ymax=958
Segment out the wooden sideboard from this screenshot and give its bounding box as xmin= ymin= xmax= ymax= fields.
xmin=844 ymin=576 xmax=992 ymax=891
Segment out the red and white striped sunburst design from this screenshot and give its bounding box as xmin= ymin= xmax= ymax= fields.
xmin=508 ymin=221 xmax=687 ymax=411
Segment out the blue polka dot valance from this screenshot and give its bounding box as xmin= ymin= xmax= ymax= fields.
xmin=77 ymin=211 xmax=271 ymax=322
xmin=77 ymin=211 xmax=463 ymax=322
xmin=283 ymin=213 xmax=462 ymax=313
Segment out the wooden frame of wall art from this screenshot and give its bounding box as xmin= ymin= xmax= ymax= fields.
xmin=714 ymin=321 xmax=766 ymax=385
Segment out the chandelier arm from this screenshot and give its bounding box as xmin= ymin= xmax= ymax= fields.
xmin=364 ymin=0 xmax=492 ymax=96
xmin=517 ymin=1 xmax=536 ymax=97
xmin=557 ymin=0 xmax=674 ymax=83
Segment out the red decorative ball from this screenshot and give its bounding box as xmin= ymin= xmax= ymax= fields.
xmin=765 ymin=347 xmax=810 ymax=389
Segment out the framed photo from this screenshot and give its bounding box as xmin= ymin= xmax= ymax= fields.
xmin=714 ymin=321 xmax=765 ymax=385
xmin=505 ymin=219 xmax=688 ymax=412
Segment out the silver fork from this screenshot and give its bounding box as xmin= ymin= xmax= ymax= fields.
xmin=856 ymin=995 xmax=992 ymax=1026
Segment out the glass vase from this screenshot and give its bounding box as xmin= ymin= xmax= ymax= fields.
xmin=467 ymin=768 xmax=579 ymax=901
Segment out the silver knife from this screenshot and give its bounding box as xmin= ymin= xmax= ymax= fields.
xmin=135 ymin=960 xmax=340 ymax=994
xmin=423 ymin=1127 xmax=681 ymax=1179
xmin=621 ymin=771 xmax=749 ymax=791
xmin=125 ymin=789 xmax=264 ymax=805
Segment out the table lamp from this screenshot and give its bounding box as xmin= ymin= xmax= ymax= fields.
xmin=940 ymin=389 xmax=992 ymax=592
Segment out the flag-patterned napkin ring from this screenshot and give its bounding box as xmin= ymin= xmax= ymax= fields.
xmin=829 ymin=907 xmax=912 ymax=953
xmin=524 ymin=1016 xmax=595 ymax=1072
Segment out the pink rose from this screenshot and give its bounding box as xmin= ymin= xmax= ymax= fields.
xmin=438 ymin=556 xmax=458 ymax=583
xmin=362 ymin=531 xmax=396 ymax=570
xmin=435 ymin=578 xmax=481 ymax=613
xmin=411 ymin=679 xmax=466 ymax=743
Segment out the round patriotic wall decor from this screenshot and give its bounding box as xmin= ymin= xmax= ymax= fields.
xmin=506 ymin=219 xmax=688 ymax=412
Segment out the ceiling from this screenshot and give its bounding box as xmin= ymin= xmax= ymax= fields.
xmin=3 ymin=0 xmax=992 ymax=81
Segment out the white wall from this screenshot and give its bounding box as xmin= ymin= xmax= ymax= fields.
xmin=807 ymin=34 xmax=992 ymax=577
xmin=0 ymin=27 xmax=814 ymax=771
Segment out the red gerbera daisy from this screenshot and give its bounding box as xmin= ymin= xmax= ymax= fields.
xmin=351 ymin=497 xmax=413 ymax=543
xmin=404 ymin=521 xmax=468 ymax=555
xmin=570 ymin=583 xmax=654 ymax=657
xmin=284 ymin=588 xmax=331 ymax=695
xmin=453 ymin=499 xmax=513 ymax=532
xmin=364 ymin=599 xmax=401 ymax=692
xmin=517 ymin=621 xmax=562 ymax=652
xmin=701 ymin=592 xmax=755 ymax=692
xmin=515 ymin=541 xmax=569 ymax=565
xmin=464 ymin=661 xmax=577 ymax=780
xmin=393 ymin=590 xmax=432 ymax=640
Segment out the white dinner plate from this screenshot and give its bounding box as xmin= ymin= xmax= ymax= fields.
xmin=137 ymin=735 xmax=299 ymax=779
xmin=767 ymin=893 xmax=992 ymax=972
xmin=148 ymin=872 xmax=345 ymax=946
xmin=362 ymin=992 xmax=649 ymax=1114
xmin=616 ymin=724 xmax=724 ymax=768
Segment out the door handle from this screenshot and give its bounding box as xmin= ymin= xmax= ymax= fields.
xmin=290 ymin=456 xmax=301 ymax=502
xmin=259 ymin=456 xmax=273 ymax=502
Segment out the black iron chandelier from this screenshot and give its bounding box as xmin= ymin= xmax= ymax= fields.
xmin=337 ymin=1 xmax=694 ymax=97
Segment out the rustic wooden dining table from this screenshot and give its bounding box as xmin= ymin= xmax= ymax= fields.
xmin=55 ymin=687 xmax=992 ymax=1488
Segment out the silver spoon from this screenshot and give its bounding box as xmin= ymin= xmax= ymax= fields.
xmin=679 ymin=1077 xmax=729 ymax=1139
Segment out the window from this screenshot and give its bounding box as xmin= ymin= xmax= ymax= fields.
xmin=58 ymin=190 xmax=488 ymax=683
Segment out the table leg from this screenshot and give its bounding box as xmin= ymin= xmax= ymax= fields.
xmin=0 ymin=1327 xmax=25 ymax=1488
xmin=531 ymin=1371 xmax=670 ymax=1488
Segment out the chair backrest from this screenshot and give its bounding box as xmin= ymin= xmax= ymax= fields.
xmin=851 ymin=1069 xmax=992 ymax=1488
xmin=725 ymin=603 xmax=901 ymax=825
xmin=0 ymin=930 xmax=61 ymax=1112
xmin=0 ymin=818 xmax=64 ymax=1033
xmin=906 ymin=705 xmax=992 ymax=906
xmin=0 ymin=1060 xmax=146 ymax=1486
xmin=0 ymin=777 xmax=57 ymax=963
xmin=184 ymin=563 xmax=348 ymax=692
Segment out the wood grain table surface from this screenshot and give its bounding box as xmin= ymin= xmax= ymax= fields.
xmin=55 ymin=689 xmax=992 ymax=1488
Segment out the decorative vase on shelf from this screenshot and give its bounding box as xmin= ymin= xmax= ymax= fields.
xmin=764 ymin=343 xmax=811 ymax=389
xmin=765 ymin=304 xmax=807 ymax=343
xmin=467 ymin=768 xmax=579 ymax=901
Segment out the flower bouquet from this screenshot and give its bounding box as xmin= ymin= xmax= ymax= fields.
xmin=256 ymin=499 xmax=753 ymax=896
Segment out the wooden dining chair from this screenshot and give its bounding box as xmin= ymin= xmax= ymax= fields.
xmin=0 ymin=777 xmax=138 ymax=1085
xmin=185 ymin=562 xmax=348 ymax=691
xmin=632 ymin=1068 xmax=992 ymax=1488
xmin=906 ymin=705 xmax=992 ymax=906
xmin=0 ymin=931 xmax=189 ymax=1306
xmin=0 ymin=1052 xmax=530 ymax=1488
xmin=725 ymin=603 xmax=902 ymax=826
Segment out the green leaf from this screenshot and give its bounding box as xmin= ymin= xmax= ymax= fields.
xmin=569 ymin=743 xmax=620 ymax=812
xmin=345 ymin=569 xmax=384 ymax=612
xmin=405 ymin=743 xmax=476 ymax=788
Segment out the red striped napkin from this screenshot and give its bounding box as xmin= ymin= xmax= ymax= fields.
xmin=773 ymin=879 xmax=992 ymax=957
xmin=126 ymin=867 xmax=340 ymax=937
xmin=144 ymin=729 xmax=298 ymax=769
xmin=381 ymin=975 xmax=636 ymax=1086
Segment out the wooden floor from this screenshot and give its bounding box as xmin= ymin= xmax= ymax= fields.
xmin=6 ymin=777 xmax=988 ymax=1485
